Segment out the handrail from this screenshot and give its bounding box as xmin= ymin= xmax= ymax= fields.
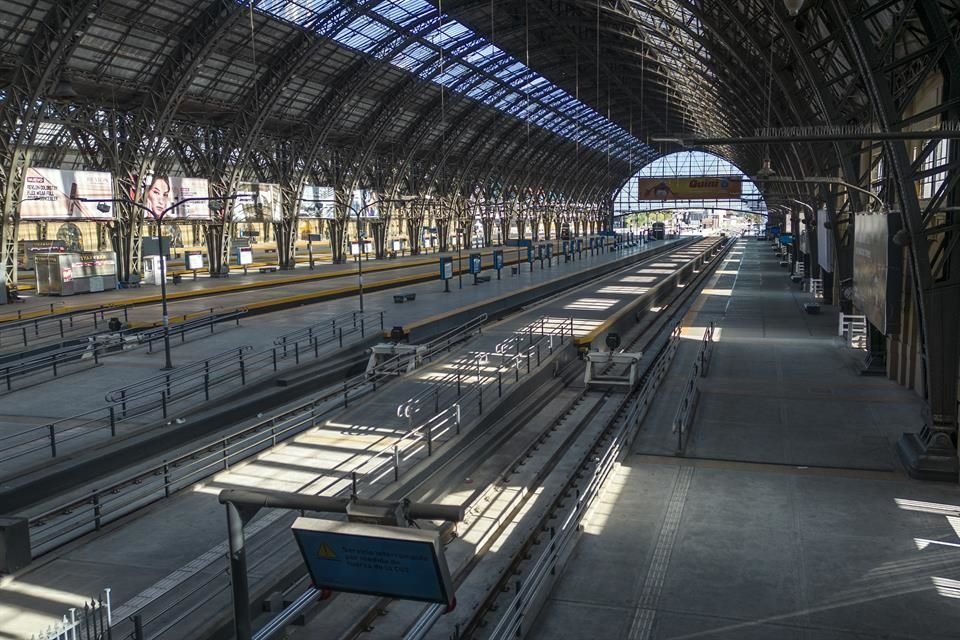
xmin=421 ymin=313 xmax=487 ymax=352
xmin=0 ymin=305 xmax=131 ymax=350
xmin=105 ymin=346 xmax=254 ymax=403
xmin=369 ymin=317 xmax=575 ymax=490
xmin=27 ymin=371 xmax=382 ymax=556
xmin=273 ymin=310 xmax=382 ymax=346
xmin=488 ymin=322 xmax=684 ymax=640
xmin=135 ymin=307 xmax=246 ymax=353
xmin=0 ymin=339 xmax=105 ymax=393
xmin=100 ymin=319 xmax=576 ymax=640
xmin=673 ymin=322 xmax=715 ymax=452
xmin=0 ymin=312 xmax=378 ymax=469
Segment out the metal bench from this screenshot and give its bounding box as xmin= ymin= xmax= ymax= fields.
xmin=393 ymin=293 xmax=417 ymax=303
xmin=258 ymin=266 xmax=278 ymax=273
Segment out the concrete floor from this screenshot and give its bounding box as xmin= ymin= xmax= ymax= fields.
xmin=532 ymin=238 xmax=960 ymax=640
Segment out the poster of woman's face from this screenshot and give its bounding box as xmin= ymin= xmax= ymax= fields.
xmin=145 ymin=176 xmax=170 ymax=218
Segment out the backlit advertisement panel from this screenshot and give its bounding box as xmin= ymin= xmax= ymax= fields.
xmin=853 ymin=213 xmax=901 ymax=334
xmin=142 ymin=175 xmax=211 ymax=220
xmin=20 ymin=168 xmax=115 ymax=220
xmin=234 ymin=183 xmax=282 ymax=222
xmin=351 ymin=190 xmax=379 ymax=218
xmin=299 ymin=186 xmax=337 ymax=219
xmin=636 ymin=177 xmax=742 ymax=201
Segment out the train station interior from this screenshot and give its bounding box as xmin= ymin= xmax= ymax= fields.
xmin=0 ymin=1 xmax=959 ymax=639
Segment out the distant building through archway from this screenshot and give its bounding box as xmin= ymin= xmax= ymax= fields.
xmin=613 ymin=151 xmax=768 ymax=234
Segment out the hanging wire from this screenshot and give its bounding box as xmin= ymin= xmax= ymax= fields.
xmin=248 ymin=0 xmax=259 ymax=114
xmin=763 ymin=43 xmax=774 ymax=163
xmin=525 ymin=0 xmax=530 ymax=144
xmin=439 ymin=0 xmax=445 ymax=209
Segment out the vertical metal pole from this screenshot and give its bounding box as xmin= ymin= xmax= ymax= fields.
xmin=393 ymin=444 xmax=400 ymax=481
xmin=225 ymin=502 xmax=253 ymax=640
xmin=157 ymin=218 xmax=173 ymax=370
xmin=109 ymin=406 xmax=116 ymax=437
xmin=357 ymin=211 xmax=364 ymax=313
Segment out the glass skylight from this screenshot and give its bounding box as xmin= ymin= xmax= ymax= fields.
xmin=256 ymin=0 xmax=654 ymax=163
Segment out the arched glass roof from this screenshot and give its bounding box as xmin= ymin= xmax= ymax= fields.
xmin=258 ymin=0 xmax=656 ymax=164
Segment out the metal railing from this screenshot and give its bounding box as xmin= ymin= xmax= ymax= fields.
xmin=804 ymin=277 xmax=823 ymax=299
xmin=0 ymin=306 xmax=130 ymax=351
xmin=1 ymin=339 xmax=104 ymax=393
xmin=30 ymin=589 xmax=112 ymax=640
xmin=487 ymin=321 xmax=684 ymax=640
xmin=0 ymin=312 xmax=381 ymax=470
xmin=359 ymin=317 xmax=575 ymax=495
xmin=136 ymin=308 xmax=246 ymax=353
xmin=105 ymin=346 xmax=255 ymax=410
xmin=101 ymin=318 xmax=575 ymax=640
xmin=838 ymin=313 xmax=868 ymax=348
xmin=673 ymin=322 xmax=715 ymax=452
xmin=273 ymin=311 xmax=383 ymax=361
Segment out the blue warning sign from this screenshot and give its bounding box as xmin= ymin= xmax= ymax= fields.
xmin=292 ymin=518 xmax=455 ymax=605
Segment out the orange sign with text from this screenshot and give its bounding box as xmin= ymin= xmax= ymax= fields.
xmin=637 ymin=177 xmax=742 ymax=201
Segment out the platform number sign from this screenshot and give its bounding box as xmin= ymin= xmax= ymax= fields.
xmin=469 ymin=253 xmax=481 ymax=274
xmin=493 ymin=250 xmax=504 ymax=270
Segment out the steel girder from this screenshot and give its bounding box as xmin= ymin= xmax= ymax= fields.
xmin=894 ymin=0 xmax=960 ymax=478
xmin=112 ymin=0 xmax=248 ymax=280
xmin=208 ymin=1 xmax=360 ymax=273
xmin=0 ymin=0 xmax=102 ymax=287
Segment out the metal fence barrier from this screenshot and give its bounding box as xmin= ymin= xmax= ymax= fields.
xmin=30 ymin=589 xmax=112 ymax=640
xmin=0 ymin=311 xmax=382 ymax=470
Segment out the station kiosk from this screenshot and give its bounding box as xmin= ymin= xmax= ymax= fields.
xmin=142 ymin=255 xmax=167 ymax=286
xmin=35 ymin=251 xmax=118 ymax=295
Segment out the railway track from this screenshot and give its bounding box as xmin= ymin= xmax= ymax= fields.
xmin=10 ymin=236 xmax=732 ymax=640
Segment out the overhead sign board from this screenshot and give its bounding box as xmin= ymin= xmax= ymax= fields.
xmin=853 ymin=212 xmax=901 ymax=335
xmin=817 ymin=210 xmax=834 ymax=273
xmin=300 ymin=186 xmax=337 ymax=219
xmin=637 ymin=177 xmax=742 ymax=201
xmin=141 ymin=175 xmax=211 ymax=220
xmin=292 ymin=518 xmax=454 ymax=605
xmin=351 ymin=189 xmax=379 ymax=218
xmin=234 ymin=183 xmax=283 ymax=222
xmin=20 ymin=168 xmax=115 ymax=221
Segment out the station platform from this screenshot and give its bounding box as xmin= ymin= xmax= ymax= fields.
xmin=532 ymin=237 xmax=960 ymax=640
xmin=1 ymin=242 xmax=564 ymax=323
xmin=0 ymin=236 xmax=671 ymax=639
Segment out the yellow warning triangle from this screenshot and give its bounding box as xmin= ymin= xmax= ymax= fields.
xmin=317 ymin=543 xmax=337 ymax=560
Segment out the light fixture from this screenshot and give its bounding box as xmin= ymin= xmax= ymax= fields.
xmin=783 ymin=0 xmax=804 ymax=16
xmin=49 ymin=75 xmax=78 ymax=99
xmin=756 ymin=157 xmax=776 ymax=179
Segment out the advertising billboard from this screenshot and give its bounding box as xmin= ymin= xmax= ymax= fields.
xmin=637 ymin=177 xmax=742 ymax=201
xmin=142 ymin=175 xmax=211 ymax=220
xmin=299 ymin=186 xmax=337 ymax=219
xmin=853 ymin=213 xmax=902 ymax=335
xmin=234 ymin=183 xmax=283 ymax=222
xmin=351 ymin=189 xmax=379 ymax=218
xmin=20 ymin=168 xmax=115 ymax=221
